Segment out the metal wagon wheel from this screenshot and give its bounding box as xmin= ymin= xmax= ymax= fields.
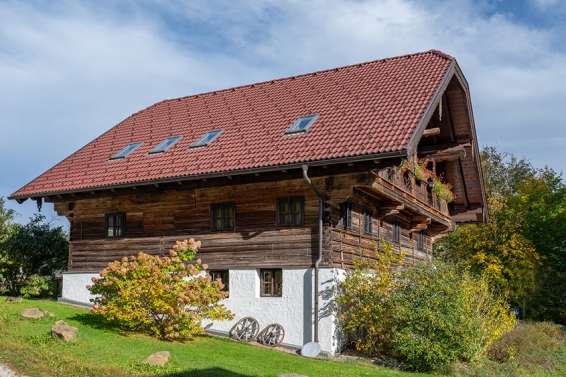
xmin=232 ymin=317 xmax=260 ymax=341
xmin=258 ymin=323 xmax=285 ymax=347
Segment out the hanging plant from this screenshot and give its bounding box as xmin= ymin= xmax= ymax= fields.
xmin=397 ymin=159 xmax=456 ymax=203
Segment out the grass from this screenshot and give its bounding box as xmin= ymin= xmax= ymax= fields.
xmin=0 ymin=296 xmax=424 ymax=377
xmin=3 ymin=297 xmax=566 ymax=377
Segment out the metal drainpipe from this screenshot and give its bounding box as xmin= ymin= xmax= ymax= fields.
xmin=302 ymin=164 xmax=323 ymax=343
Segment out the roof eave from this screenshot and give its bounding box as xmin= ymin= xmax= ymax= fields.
xmin=8 ymin=150 xmax=407 ymax=201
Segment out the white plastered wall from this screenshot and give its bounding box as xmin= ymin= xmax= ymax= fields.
xmin=61 ymin=267 xmax=346 ymax=355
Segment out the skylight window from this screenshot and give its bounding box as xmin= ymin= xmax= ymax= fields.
xmin=285 ymin=114 xmax=319 ymax=135
xmin=189 ymin=130 xmax=224 ymax=148
xmin=109 ymin=142 xmax=144 ymax=160
xmin=149 ymin=136 xmax=182 ymax=154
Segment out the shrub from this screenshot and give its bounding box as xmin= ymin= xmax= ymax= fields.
xmin=88 ymin=239 xmax=233 ymax=340
xmin=390 ymin=260 xmax=515 ymax=371
xmin=488 ymin=321 xmax=566 ymax=363
xmin=336 ymin=255 xmax=515 ymax=371
xmin=335 ymin=240 xmax=406 ymax=357
xmin=20 ymin=274 xmax=53 ymax=298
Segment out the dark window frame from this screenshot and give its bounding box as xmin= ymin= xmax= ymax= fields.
xmin=392 ymin=221 xmax=401 ymax=243
xmin=260 ymin=269 xmax=283 ymax=297
xmin=210 ymin=203 xmax=235 ymax=231
xmin=105 ymin=212 xmax=125 ymax=239
xmin=210 ymin=270 xmax=230 ymax=296
xmin=276 ymin=197 xmax=304 ymax=227
xmin=363 ymin=209 xmax=372 ymax=235
xmin=417 ymin=231 xmax=425 ymax=250
xmin=340 ymin=202 xmax=353 ymax=230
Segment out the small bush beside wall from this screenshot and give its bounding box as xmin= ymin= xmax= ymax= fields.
xmin=88 ymin=239 xmax=233 ymax=340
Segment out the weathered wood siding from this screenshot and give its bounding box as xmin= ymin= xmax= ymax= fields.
xmin=55 ymin=169 xmax=434 ymax=272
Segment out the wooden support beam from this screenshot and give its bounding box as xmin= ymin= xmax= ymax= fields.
xmin=419 ymin=143 xmax=471 ymax=162
xmin=418 ymin=141 xmax=471 ymax=154
xmin=380 ymin=202 xmax=404 ymax=211
xmin=412 ymin=216 xmax=431 ymax=224
xmin=422 ymin=127 xmax=440 ymax=137
xmin=379 ymin=209 xmax=399 ymax=217
xmin=409 ymin=223 xmax=428 ymax=233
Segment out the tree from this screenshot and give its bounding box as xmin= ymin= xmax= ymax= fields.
xmin=437 ymin=146 xmax=566 ymax=323
xmin=0 ymin=214 xmax=68 ymax=296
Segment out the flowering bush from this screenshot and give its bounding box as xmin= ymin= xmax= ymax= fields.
xmin=88 ymin=239 xmax=233 ymax=340
xmin=398 ymin=159 xmax=456 ymax=202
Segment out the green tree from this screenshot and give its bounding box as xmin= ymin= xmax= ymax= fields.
xmin=0 ymin=214 xmax=68 ymax=296
xmin=437 ymin=146 xmax=566 ymax=323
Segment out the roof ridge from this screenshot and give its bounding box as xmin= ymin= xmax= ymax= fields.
xmin=141 ymin=49 xmax=454 ymax=111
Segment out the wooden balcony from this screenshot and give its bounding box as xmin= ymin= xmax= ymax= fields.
xmin=374 ymin=167 xmax=450 ymax=217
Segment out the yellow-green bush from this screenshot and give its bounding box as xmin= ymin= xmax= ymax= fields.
xmin=336 ymin=248 xmax=515 ymax=371
xmin=88 ymin=239 xmax=233 ymax=339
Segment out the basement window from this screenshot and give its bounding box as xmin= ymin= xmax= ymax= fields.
xmin=210 ymin=270 xmax=230 ymax=295
xmin=260 ymin=269 xmax=283 ymax=297
xmin=110 ymin=142 xmax=143 ymax=160
xmin=149 ymin=136 xmax=182 ymax=154
xmin=284 ymin=114 xmax=319 ymax=135
xmin=189 ymin=130 xmax=224 ymax=148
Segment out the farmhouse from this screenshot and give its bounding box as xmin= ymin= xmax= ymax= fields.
xmin=10 ymin=50 xmax=486 ymax=355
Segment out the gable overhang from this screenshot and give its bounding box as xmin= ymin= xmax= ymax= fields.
xmin=404 ymin=60 xmax=489 ymax=224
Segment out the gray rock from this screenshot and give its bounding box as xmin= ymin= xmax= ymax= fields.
xmin=51 ymin=320 xmax=78 ymax=342
xmin=5 ymin=297 xmax=23 ymax=303
xmin=20 ymin=308 xmax=44 ymax=319
xmin=142 ymin=351 xmax=170 ymax=367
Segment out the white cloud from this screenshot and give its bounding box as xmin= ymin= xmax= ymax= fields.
xmin=1 ymin=0 xmax=565 ymax=223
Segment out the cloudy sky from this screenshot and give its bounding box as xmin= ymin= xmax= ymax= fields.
xmin=1 ymin=0 xmax=565 ymax=225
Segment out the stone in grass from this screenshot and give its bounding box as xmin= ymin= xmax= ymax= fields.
xmin=20 ymin=308 xmax=44 ymax=319
xmin=44 ymin=311 xmax=55 ymax=318
xmin=5 ymin=296 xmax=23 ymax=303
xmin=51 ymin=320 xmax=78 ymax=342
xmin=142 ymin=351 xmax=170 ymax=367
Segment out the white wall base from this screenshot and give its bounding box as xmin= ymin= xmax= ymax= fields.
xmin=61 ymin=267 xmax=345 ymax=355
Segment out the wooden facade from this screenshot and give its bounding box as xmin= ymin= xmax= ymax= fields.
xmin=49 ymin=159 xmax=451 ymax=273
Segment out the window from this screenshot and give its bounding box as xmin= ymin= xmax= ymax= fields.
xmin=211 ymin=203 xmax=235 ymax=231
xmin=363 ymin=209 xmax=372 ymax=234
xmin=106 ymin=213 xmax=125 ymax=238
xmin=285 ymin=114 xmax=320 ymax=135
xmin=260 ymin=269 xmax=282 ymax=297
xmin=110 ymin=142 xmax=143 ymax=160
xmin=340 ymin=202 xmax=353 ymax=230
xmin=392 ymin=221 xmax=401 ymax=243
xmin=149 ymin=136 xmax=182 ymax=154
xmin=210 ymin=270 xmax=230 ymax=294
xmin=417 ymin=231 xmax=425 ymax=250
xmin=189 ymin=130 xmax=224 ymax=148
xmin=277 ymin=197 xmax=303 ymax=227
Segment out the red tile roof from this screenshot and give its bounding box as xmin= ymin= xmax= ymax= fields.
xmin=11 ymin=50 xmax=454 ymax=199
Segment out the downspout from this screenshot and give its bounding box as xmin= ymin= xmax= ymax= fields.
xmin=301 ymin=165 xmax=323 ymax=343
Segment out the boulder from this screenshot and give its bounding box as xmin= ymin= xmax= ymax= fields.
xmin=20 ymin=308 xmax=44 ymax=319
xmin=5 ymin=296 xmax=23 ymax=303
xmin=142 ymin=351 xmax=170 ymax=367
xmin=51 ymin=320 xmax=78 ymax=342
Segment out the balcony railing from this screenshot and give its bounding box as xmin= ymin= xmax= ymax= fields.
xmin=376 ymin=167 xmax=450 ymax=217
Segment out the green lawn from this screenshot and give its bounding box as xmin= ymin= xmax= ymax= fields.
xmin=0 ymin=297 xmax=423 ymax=377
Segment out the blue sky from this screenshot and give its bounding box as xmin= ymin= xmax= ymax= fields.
xmin=1 ymin=0 xmax=565 ymax=225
